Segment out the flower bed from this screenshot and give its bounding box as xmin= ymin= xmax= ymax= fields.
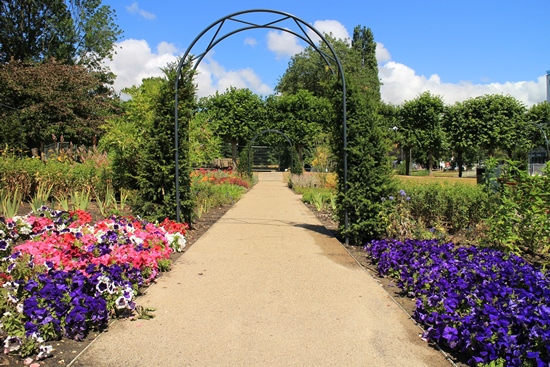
xmin=365 ymin=239 xmax=550 ymax=366
xmin=0 ymin=207 xmax=187 ymax=359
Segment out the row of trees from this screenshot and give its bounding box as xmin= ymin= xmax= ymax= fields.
xmin=391 ymin=92 xmax=550 ymax=176
xmin=3 ymin=1 xmax=549 ymax=244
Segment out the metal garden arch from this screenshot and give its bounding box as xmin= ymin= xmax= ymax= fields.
xmin=175 ymin=9 xmax=349 ymax=241
xmin=247 ymin=129 xmax=294 ymax=172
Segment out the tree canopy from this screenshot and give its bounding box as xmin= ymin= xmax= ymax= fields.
xmin=399 ymin=92 xmax=447 ymax=175
xmin=0 ymin=58 xmax=119 ymax=151
xmin=0 ymin=0 xmax=122 ymax=69
xmin=266 ymin=89 xmax=332 ymax=167
xmin=202 ymin=87 xmax=264 ymax=166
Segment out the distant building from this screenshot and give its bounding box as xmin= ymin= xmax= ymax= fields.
xmin=547 ymin=70 xmax=550 ymax=103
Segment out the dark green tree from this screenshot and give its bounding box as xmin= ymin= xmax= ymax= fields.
xmin=133 ymin=60 xmax=196 ymax=223
xmin=0 ymin=0 xmax=122 ymax=68
xmin=0 ymin=58 xmax=119 ymax=151
xmin=98 ymin=77 xmax=163 ymax=190
xmin=526 ymin=101 xmax=550 ymax=154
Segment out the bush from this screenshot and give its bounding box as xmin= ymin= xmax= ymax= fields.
xmin=379 ymin=182 xmax=489 ymax=242
xmin=481 ymin=159 xmax=550 ymax=257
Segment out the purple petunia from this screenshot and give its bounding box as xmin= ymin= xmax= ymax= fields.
xmin=364 ymin=239 xmax=550 ymax=366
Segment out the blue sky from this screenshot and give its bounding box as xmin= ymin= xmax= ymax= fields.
xmin=101 ymin=0 xmax=550 ymax=106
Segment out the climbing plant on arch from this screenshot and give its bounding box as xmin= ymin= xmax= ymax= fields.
xmin=174 ymin=9 xmax=351 ymax=241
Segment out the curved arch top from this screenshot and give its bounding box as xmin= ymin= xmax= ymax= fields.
xmin=174 ymin=9 xmax=348 ymax=242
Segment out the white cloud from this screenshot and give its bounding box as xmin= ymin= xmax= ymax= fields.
xmin=244 ymin=37 xmax=257 ymax=47
xmin=104 ymin=38 xmax=546 ymax=107
xmin=104 ymin=40 xmax=272 ymax=97
xmin=196 ymin=53 xmax=272 ymax=97
xmin=307 ymin=20 xmax=351 ymax=46
xmin=126 ymin=2 xmax=156 ymax=20
xmin=104 ymin=39 xmax=177 ymax=92
xmin=266 ymin=30 xmax=304 ymax=59
xmin=379 ymin=60 xmax=547 ymax=106
xmin=376 ymin=42 xmax=391 ymax=64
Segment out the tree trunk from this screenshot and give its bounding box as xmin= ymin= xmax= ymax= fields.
xmin=405 ymin=148 xmax=411 ymax=176
xmin=457 ymin=151 xmax=464 ymax=178
xmin=428 ymin=150 xmax=433 ymax=176
xmin=231 ymin=139 xmax=238 ymax=169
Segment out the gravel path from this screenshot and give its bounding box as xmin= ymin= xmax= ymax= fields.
xmin=70 ymin=172 xmax=452 ymax=367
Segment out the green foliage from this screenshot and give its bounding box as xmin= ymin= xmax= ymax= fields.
xmin=133 ymin=60 xmax=195 ymax=223
xmin=266 ymin=89 xmax=332 ymax=168
xmin=332 ymin=70 xmax=396 ymax=244
xmin=300 ymin=188 xmax=333 ymax=211
xmin=0 ymin=148 xmax=112 ymax=208
xmin=278 ymin=25 xmax=394 ymax=245
xmin=0 ymin=187 xmax=22 ymax=218
xmin=0 ymin=59 xmax=120 ymax=151
xmin=236 ymin=146 xmax=253 ymax=179
xmin=399 ymin=91 xmax=447 ymax=175
xmin=29 ymin=182 xmax=53 ymax=212
xmin=0 ymin=0 xmax=122 ymax=68
xmin=69 ymin=188 xmax=91 ymax=211
xmin=189 ymin=111 xmax=222 ymax=167
xmin=449 ymin=95 xmax=528 ymax=159
xmin=203 ymin=87 xmax=264 ymax=166
xmin=289 ymin=147 xmax=303 ymax=175
xmin=391 ymin=181 xmax=489 ymax=238
xmin=98 ymin=77 xmax=163 ymax=190
xmin=190 ymin=174 xmax=248 ymax=220
xmin=481 ymin=159 xmax=550 ymax=256
xmin=526 ymin=101 xmax=550 ymax=152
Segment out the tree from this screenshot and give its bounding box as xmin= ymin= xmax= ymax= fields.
xmin=266 ymin=89 xmax=331 ymax=168
xmin=399 ymin=92 xmax=447 ymax=175
xmin=0 ymin=58 xmax=119 ymax=151
xmin=188 ymin=111 xmax=222 ymax=168
xmin=98 ymin=77 xmax=163 ymax=190
xmin=526 ymin=102 xmax=550 ymax=154
xmin=276 ymin=34 xmax=353 ymax=100
xmin=203 ymin=87 xmax=264 ymax=167
xmin=133 ymin=60 xmax=196 ymax=223
xmin=463 ymin=94 xmax=527 ymax=160
xmin=444 ymin=102 xmax=474 ymax=177
xmin=277 ymin=25 xmax=395 ymax=244
xmin=0 ymin=0 xmax=122 ymax=68
xmin=351 ymin=26 xmax=380 ymax=101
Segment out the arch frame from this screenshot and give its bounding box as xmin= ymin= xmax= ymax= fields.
xmin=247 ymin=129 xmax=293 ymax=172
xmin=175 ymin=9 xmax=349 ymax=242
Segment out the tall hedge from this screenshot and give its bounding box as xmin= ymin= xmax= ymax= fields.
xmin=332 ymin=76 xmax=395 ymax=245
xmin=332 ymin=27 xmax=396 ymax=245
xmin=133 ymin=60 xmax=195 ymax=223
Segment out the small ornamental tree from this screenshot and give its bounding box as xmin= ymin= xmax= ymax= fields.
xmin=133 ymin=60 xmax=195 ymax=223
xmin=332 ymin=74 xmax=395 ymax=244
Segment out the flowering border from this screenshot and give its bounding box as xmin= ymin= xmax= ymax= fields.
xmin=365 ymin=239 xmax=550 ymax=366
xmin=0 ymin=207 xmax=187 ymax=359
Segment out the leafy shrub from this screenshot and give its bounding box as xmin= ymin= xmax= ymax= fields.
xmin=481 ymin=159 xmax=550 ymax=257
xmin=391 ymin=181 xmax=490 ymax=237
